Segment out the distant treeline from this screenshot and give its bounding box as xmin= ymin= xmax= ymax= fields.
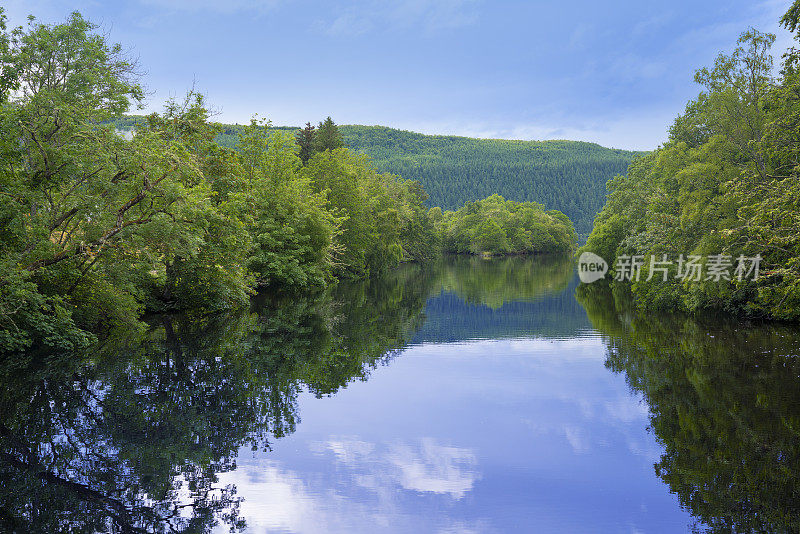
xmin=341 ymin=126 xmax=640 ymax=237
xmin=111 ymin=119 xmax=641 ymax=236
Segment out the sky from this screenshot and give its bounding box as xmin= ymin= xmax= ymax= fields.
xmin=3 ymin=0 xmax=796 ymax=150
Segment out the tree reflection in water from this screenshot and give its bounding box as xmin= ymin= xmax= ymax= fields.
xmin=0 ymin=263 xmax=436 ymax=533
xmin=4 ymin=258 xmax=797 ymax=532
xmin=577 ymin=283 xmax=800 ymax=533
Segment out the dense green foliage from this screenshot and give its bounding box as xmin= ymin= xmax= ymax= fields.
xmin=0 ymin=11 xmax=437 ymax=355
xmin=296 ymin=122 xmax=316 ymax=165
xmin=303 ymin=148 xmax=438 ymax=275
xmin=229 ymin=119 xmax=338 ymax=289
xmin=578 ymin=284 xmax=800 ymax=533
xmin=434 ymin=194 xmax=577 ymax=255
xmin=115 ymin=120 xmax=639 ymax=237
xmin=582 ymin=10 xmax=800 ymax=320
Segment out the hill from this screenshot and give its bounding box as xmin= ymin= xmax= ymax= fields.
xmin=338 ymin=126 xmax=641 ymax=236
xmin=112 ymin=117 xmax=642 ymax=235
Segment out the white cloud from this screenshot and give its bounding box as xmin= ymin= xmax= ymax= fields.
xmin=437 ymin=521 xmax=491 ymax=534
xmin=387 ymin=438 xmax=478 ymax=499
xmin=563 ymin=425 xmax=590 ymax=454
xmin=217 ymin=462 xmax=380 ymax=533
xmin=323 ymin=437 xmax=376 ymax=465
xmin=315 ymin=436 xmax=480 ymax=500
xmin=603 ymin=396 xmax=650 ymax=424
xmin=216 ymin=437 xmax=483 ymax=533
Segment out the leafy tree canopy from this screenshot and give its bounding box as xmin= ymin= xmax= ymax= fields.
xmin=580 ymin=17 xmax=800 ymax=321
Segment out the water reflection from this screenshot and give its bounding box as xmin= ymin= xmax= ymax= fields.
xmin=0 ymin=314 xmax=253 ymax=532
xmin=437 ymin=254 xmax=574 ymax=308
xmin=316 ymin=436 xmax=479 ymax=498
xmin=221 ymin=334 xmax=683 ymax=533
xmin=0 ymin=265 xmax=435 ymax=532
xmin=1 ymin=257 xmax=799 ymax=532
xmin=416 ymin=254 xmax=591 ymax=343
xmin=577 ymin=283 xmax=800 ymax=533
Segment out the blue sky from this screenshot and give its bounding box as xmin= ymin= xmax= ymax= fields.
xmin=4 ymin=0 xmax=795 ymax=150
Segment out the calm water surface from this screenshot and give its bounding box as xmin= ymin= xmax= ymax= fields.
xmin=2 ymin=256 xmax=799 ymax=533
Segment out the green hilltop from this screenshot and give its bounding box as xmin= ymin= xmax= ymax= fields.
xmin=112 ymin=117 xmax=643 ymax=235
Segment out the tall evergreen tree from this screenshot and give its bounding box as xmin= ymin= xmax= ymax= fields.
xmin=314 ymin=116 xmax=344 ymax=152
xmin=296 ymin=121 xmax=316 ymax=165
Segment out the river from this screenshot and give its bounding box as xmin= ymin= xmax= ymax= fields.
xmin=1 ymin=255 xmax=798 ymax=533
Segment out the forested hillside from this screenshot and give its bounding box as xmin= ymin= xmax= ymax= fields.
xmin=112 ymin=119 xmax=641 ymax=235
xmin=340 ymin=126 xmax=639 ymax=235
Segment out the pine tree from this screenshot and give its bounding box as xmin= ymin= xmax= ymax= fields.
xmin=314 ymin=116 xmax=344 ymax=153
xmin=296 ymin=122 xmax=316 ymax=165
